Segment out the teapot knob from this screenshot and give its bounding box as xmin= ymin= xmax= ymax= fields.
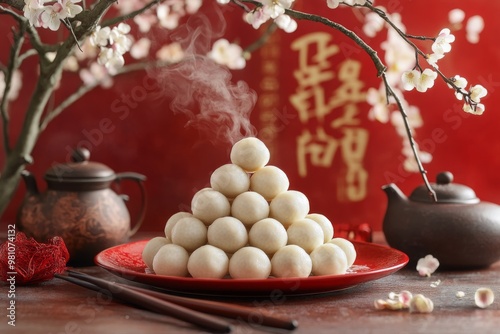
xmin=71 ymin=148 xmax=90 ymax=163
xmin=436 ymin=171 xmax=453 ymax=185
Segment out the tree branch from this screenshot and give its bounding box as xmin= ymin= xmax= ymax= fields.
xmin=381 ymin=73 xmax=436 ymax=201
xmin=286 ymin=7 xmax=387 ymax=76
xmin=1 ymin=19 xmax=27 ymax=155
xmin=243 ymin=22 xmax=278 ymax=54
xmin=0 ymin=0 xmax=24 ymax=11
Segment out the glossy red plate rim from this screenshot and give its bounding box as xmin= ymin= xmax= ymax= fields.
xmin=95 ymin=240 xmax=409 ymax=296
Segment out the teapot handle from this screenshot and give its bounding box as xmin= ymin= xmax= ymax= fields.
xmin=114 ymin=172 xmax=147 ymax=237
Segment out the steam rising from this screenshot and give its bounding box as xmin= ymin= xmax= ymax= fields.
xmin=155 ymin=7 xmax=257 ymax=144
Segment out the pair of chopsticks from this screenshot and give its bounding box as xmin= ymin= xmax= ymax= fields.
xmin=55 ymin=270 xmax=298 ymax=333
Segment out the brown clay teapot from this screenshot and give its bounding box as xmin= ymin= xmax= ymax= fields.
xmin=382 ymin=171 xmax=500 ymax=269
xmin=17 ymin=148 xmax=146 ymax=266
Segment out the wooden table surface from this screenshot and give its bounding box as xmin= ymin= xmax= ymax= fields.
xmin=2 ymin=233 xmax=500 ymax=334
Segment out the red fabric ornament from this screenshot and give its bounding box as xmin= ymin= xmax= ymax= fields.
xmin=335 ymin=223 xmax=373 ymax=242
xmin=0 ymin=232 xmax=70 ymax=285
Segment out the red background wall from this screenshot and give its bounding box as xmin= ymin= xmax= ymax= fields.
xmin=2 ymin=0 xmax=500 ymax=235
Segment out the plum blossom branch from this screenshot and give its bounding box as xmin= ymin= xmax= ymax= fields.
xmin=381 ymin=73 xmax=436 ymax=200
xmin=284 ymin=5 xmax=436 ymax=196
xmin=227 ymin=0 xmax=487 ymax=198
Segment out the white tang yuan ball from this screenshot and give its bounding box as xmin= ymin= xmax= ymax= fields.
xmin=310 ymin=243 xmax=348 ymax=276
xmin=142 ymin=237 xmax=171 ymax=269
xmin=269 ymin=190 xmax=310 ymax=228
xmin=271 ymin=245 xmax=312 ymax=278
xmin=187 ymin=245 xmax=229 ymax=279
xmin=230 ymin=137 xmax=270 ymax=172
xmin=286 ymin=218 xmax=324 ymax=253
xmin=250 ymin=166 xmax=290 ymax=200
xmin=191 ymin=188 xmax=231 ymax=225
xmin=152 ymin=244 xmax=189 ymax=277
xmin=248 ymin=218 xmax=287 ymax=255
xmin=229 ymin=247 xmax=272 ymax=279
xmin=306 ymin=213 xmax=334 ymax=243
xmin=207 ymin=216 xmax=248 ymax=253
xmin=171 ymin=216 xmax=207 ymax=252
xmin=164 ymin=212 xmax=192 ymax=241
xmin=329 ymin=238 xmax=357 ymax=267
xmin=231 ymin=191 xmax=270 ymax=226
xmin=210 ymin=164 xmax=250 ymax=199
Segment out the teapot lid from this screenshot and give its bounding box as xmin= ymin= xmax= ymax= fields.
xmin=409 ymin=171 xmax=479 ymax=204
xmin=44 ymin=148 xmax=115 ymax=183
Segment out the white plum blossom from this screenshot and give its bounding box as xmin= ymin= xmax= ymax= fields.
xmin=23 ymin=0 xmax=83 ymax=30
xmin=448 ymin=74 xmax=468 ymax=100
xmin=416 ymin=255 xmax=440 ymax=277
xmin=401 ymin=69 xmax=437 ymax=93
xmin=258 ymin=0 xmax=294 ymax=19
xmin=344 ymin=0 xmax=368 ymax=5
xmin=23 ymin=0 xmax=44 ymax=27
xmin=79 ymin=62 xmax=113 ymax=88
xmin=426 ymin=52 xmax=444 ymax=68
xmin=156 ymin=42 xmax=185 ymax=63
xmin=466 ymin=15 xmax=485 ymax=44
xmin=448 ymin=8 xmax=465 ymax=26
xmin=157 ymin=4 xmax=181 ymax=30
xmin=326 ymin=0 xmax=341 ymax=8
xmin=463 ymin=84 xmax=488 ymax=115
xmin=90 ymin=26 xmax=112 ymax=47
xmin=401 ymin=69 xmax=420 ymax=91
xmin=208 ymin=39 xmax=246 ymax=70
xmin=109 ymin=23 xmax=133 ymax=55
xmin=185 ymin=0 xmax=203 ymax=14
xmin=62 ymin=0 xmax=83 ymax=18
xmin=130 ymin=38 xmax=151 ymax=59
xmin=328 ymin=0 xmax=368 ymax=9
xmin=40 ymin=2 xmax=67 ymax=31
xmin=463 ymin=103 xmax=485 ymax=115
xmin=90 ymin=23 xmax=132 ymax=71
xmin=245 ymin=8 xmax=271 ymax=29
xmin=275 ymin=14 xmax=297 ymax=33
xmin=98 ymin=47 xmax=125 ymax=72
xmin=469 ymin=84 xmax=488 ymax=103
xmin=383 ymin=27 xmax=415 ymax=86
xmin=363 ymin=10 xmax=385 ymax=38
xmin=133 ymin=13 xmax=157 ymax=33
xmin=366 ymin=86 xmax=390 ymax=123
xmin=432 ymin=28 xmax=455 ymax=55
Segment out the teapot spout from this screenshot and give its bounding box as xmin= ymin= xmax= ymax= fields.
xmin=21 ymin=170 xmax=39 ymax=195
xmin=382 ymin=183 xmax=408 ymax=204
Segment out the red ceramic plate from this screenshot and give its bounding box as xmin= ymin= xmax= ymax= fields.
xmin=95 ymin=240 xmax=409 ymax=296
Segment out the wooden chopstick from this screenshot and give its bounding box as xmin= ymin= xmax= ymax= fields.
xmin=55 ymin=273 xmax=232 ymax=333
xmin=67 ymin=270 xmax=298 ymax=330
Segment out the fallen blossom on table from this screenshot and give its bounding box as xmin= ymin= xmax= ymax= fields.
xmin=409 ymin=294 xmax=434 ymax=313
xmin=416 ymin=254 xmax=440 ymax=277
xmin=475 ymin=288 xmax=494 ymax=308
xmin=374 ymin=290 xmax=433 ymax=313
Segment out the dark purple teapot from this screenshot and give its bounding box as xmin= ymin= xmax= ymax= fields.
xmin=17 ymin=148 xmax=146 ymax=266
xmin=382 ymin=171 xmax=500 ymax=269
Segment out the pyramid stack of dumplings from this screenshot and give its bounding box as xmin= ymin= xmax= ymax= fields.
xmin=142 ymin=137 xmax=357 ymax=279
